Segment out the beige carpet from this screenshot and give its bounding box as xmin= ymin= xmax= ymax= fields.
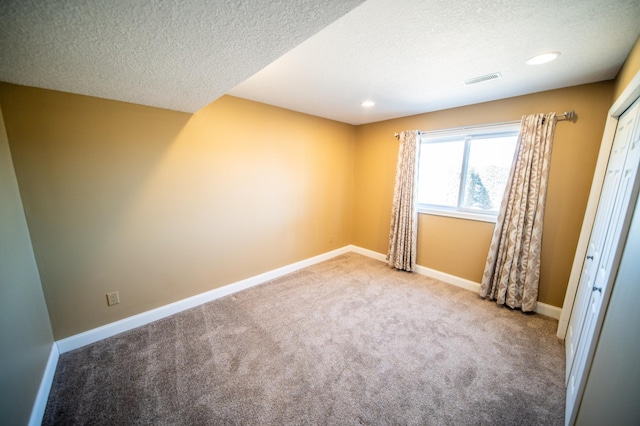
xmin=43 ymin=252 xmax=565 ymax=425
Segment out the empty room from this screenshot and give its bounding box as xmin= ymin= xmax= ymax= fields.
xmin=1 ymin=1 xmax=640 ymax=425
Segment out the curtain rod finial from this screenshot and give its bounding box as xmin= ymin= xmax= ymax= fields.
xmin=565 ymin=110 xmax=576 ymax=122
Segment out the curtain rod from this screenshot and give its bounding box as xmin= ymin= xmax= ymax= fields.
xmin=394 ymin=110 xmax=576 ymax=139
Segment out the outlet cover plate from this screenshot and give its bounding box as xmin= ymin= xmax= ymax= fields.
xmin=106 ymin=291 xmax=120 ymax=306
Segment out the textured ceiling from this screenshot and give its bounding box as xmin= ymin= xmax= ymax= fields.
xmin=229 ymin=0 xmax=640 ymax=124
xmin=1 ymin=0 xmax=639 ymax=124
xmin=0 ymin=0 xmax=365 ymax=113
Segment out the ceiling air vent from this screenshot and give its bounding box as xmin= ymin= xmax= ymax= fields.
xmin=464 ymin=72 xmax=502 ymax=86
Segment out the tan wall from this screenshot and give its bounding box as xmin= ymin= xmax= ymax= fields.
xmin=0 ymin=84 xmax=355 ymax=339
xmin=353 ymin=82 xmax=614 ymax=307
xmin=613 ymin=35 xmax=640 ymax=100
xmin=0 ymin=103 xmax=54 ymax=423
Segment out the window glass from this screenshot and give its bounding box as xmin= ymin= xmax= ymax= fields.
xmin=462 ymin=136 xmax=516 ymax=211
xmin=417 ymin=139 xmax=464 ymax=207
xmin=417 ymin=125 xmax=518 ymax=221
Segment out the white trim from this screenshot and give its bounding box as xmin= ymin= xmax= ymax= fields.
xmin=351 ymin=245 xmax=561 ymax=319
xmin=557 ymin=70 xmax=640 ymax=340
xmin=612 ymin=71 xmax=640 ymax=116
xmin=419 ymin=122 xmax=521 ymax=139
xmin=414 ymin=264 xmax=481 ymax=293
xmin=28 ymin=342 xmax=59 ymax=426
xmin=56 ymin=246 xmax=352 ymax=353
xmin=535 ymin=302 xmax=563 ymax=320
xmin=418 ymin=208 xmax=497 ymax=223
xmin=348 ymin=245 xmax=386 ymax=262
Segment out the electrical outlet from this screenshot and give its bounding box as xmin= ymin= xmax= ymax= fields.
xmin=106 ymin=291 xmax=120 ymax=306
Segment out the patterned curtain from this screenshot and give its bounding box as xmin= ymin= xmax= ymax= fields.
xmin=387 ymin=130 xmax=421 ymax=272
xmin=479 ymin=113 xmax=557 ymax=312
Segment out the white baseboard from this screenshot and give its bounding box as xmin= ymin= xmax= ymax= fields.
xmin=29 ymin=342 xmax=59 ymax=426
xmin=56 ymin=246 xmax=352 ymax=353
xmin=414 ymin=264 xmax=482 ymax=293
xmin=56 ymin=244 xmax=562 ymax=355
xmin=351 ymin=245 xmax=562 ymax=320
xmin=348 ymin=245 xmax=387 ymax=262
xmin=534 ymin=302 xmax=562 ymax=320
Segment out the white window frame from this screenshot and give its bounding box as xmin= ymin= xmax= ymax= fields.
xmin=417 ymin=123 xmax=520 ymax=223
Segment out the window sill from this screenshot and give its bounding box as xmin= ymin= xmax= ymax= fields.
xmin=418 ymin=208 xmax=498 ymax=223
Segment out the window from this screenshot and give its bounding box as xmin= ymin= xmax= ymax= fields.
xmin=417 ymin=123 xmax=519 ymax=222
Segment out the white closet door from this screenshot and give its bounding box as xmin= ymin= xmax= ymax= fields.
xmin=565 ymin=97 xmax=640 ymax=425
xmin=564 ymin=103 xmax=635 ymax=380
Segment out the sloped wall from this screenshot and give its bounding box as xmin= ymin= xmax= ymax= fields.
xmin=0 ymin=85 xmax=355 ymax=339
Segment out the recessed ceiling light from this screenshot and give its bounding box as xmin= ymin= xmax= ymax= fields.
xmin=526 ymin=52 xmax=560 ymax=65
xmin=361 ymin=100 xmax=375 ymax=107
